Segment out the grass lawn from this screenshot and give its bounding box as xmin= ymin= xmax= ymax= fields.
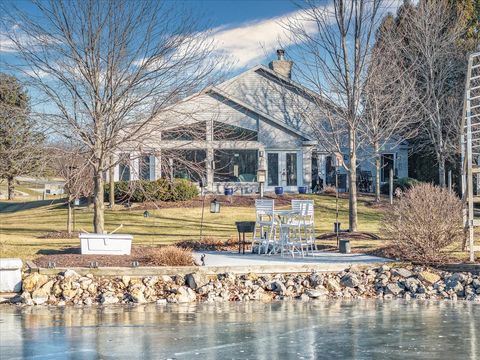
xmin=0 ymin=194 xmax=387 ymax=261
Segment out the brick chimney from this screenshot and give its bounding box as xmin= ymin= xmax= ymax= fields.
xmin=268 ymin=49 xmax=293 ymax=79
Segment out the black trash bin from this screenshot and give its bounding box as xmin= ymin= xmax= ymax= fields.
xmin=235 ymin=221 xmax=256 ymax=254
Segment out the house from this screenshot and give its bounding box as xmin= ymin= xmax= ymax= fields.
xmin=112 ymin=50 xmax=408 ymax=194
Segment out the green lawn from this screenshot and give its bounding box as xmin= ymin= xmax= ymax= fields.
xmin=0 ymin=194 xmax=386 ymax=260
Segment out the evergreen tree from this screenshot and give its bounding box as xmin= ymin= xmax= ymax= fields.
xmin=0 ymin=74 xmax=44 ymax=200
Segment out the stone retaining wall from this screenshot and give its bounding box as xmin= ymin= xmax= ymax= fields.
xmin=3 ymin=265 xmax=480 ymax=306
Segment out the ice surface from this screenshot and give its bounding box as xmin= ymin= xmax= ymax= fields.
xmin=0 ymin=301 xmax=478 ymax=359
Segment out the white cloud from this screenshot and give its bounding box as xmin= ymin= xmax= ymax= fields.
xmin=206 ymin=0 xmax=405 ymax=70
xmin=206 ymin=8 xmax=321 ymax=70
xmin=0 ymin=34 xmax=19 ymax=53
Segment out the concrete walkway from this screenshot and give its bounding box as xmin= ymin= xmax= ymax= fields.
xmin=193 ymin=251 xmax=391 ymax=273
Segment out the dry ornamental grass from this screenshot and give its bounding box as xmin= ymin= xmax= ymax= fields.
xmin=382 ymin=183 xmax=463 ymax=263
xmin=147 ymin=246 xmax=195 ymax=267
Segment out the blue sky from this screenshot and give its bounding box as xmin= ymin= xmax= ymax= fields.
xmin=1 ymin=0 xmax=302 ymax=75
xmin=188 ymin=0 xmax=307 ymax=72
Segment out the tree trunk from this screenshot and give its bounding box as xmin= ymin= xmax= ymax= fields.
xmin=109 ymin=157 xmax=115 ymax=208
xmin=67 ymin=199 xmax=72 ymax=234
xmin=93 ymin=170 xmax=105 ymax=234
xmin=438 ymin=155 xmax=446 ymax=187
xmin=7 ymin=176 xmax=15 ymax=200
xmin=374 ymin=142 xmax=381 ymax=202
xmin=348 ymin=128 xmax=358 ymax=232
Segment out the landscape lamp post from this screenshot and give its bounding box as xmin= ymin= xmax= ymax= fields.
xmin=257 ymin=168 xmax=266 ymax=198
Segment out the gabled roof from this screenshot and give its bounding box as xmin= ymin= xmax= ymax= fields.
xmin=205 ymin=86 xmax=313 ymax=141
xmin=216 ymin=63 xmax=338 ymax=113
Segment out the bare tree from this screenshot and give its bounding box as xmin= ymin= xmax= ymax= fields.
xmin=360 ymin=23 xmax=418 ymax=201
xmin=53 ymin=144 xmax=94 ymax=233
xmin=391 ymin=0 xmax=467 ymax=186
xmin=283 ymin=0 xmax=387 ymax=231
xmin=1 ymin=0 xmax=221 ymax=233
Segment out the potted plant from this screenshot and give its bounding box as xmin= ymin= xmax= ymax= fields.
xmin=298 ymin=186 xmax=308 ymax=194
xmin=274 ymin=186 xmax=284 ymax=195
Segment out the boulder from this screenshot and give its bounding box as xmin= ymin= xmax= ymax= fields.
xmin=392 ymin=268 xmax=413 ymax=278
xmin=340 ymin=273 xmax=360 ymax=288
xmin=62 ymin=289 xmax=78 ymax=300
xmin=131 ymin=288 xmax=146 ymax=303
xmin=405 ymin=278 xmax=421 ymax=293
xmin=272 ymin=281 xmax=287 ymax=295
xmin=100 ymin=292 xmax=119 ymax=304
xmin=121 ymin=276 xmax=131 ymax=287
xmin=376 ymin=274 xmax=390 ymax=287
xmin=245 ymin=272 xmax=258 ymax=281
xmin=143 ymin=276 xmax=158 ymax=288
xmin=472 ymin=278 xmax=480 ymax=289
xmin=79 ymin=277 xmax=93 ymax=290
xmin=305 ymin=288 xmax=328 ymax=299
xmin=32 ymin=288 xmax=49 ymax=305
xmin=385 ymin=283 xmax=403 ymax=296
xmin=185 ymin=272 xmax=210 ymax=290
xmin=325 ymin=278 xmax=341 ymax=292
xmin=445 ymin=278 xmax=464 ymax=293
xmin=161 ymin=275 xmax=173 ymax=283
xmin=448 ymin=273 xmax=467 ymax=283
xmin=23 ymin=273 xmax=49 ymax=292
xmin=62 ymin=269 xmax=80 ymax=279
xmin=299 ymin=293 xmax=310 ymax=301
xmin=418 ymin=271 xmax=440 ymax=285
xmin=83 ymin=297 xmax=93 ymax=306
xmin=309 ymin=273 xmax=324 ymax=287
xmin=379 ymin=265 xmax=391 ymax=273
xmin=41 ymin=280 xmax=55 ymax=294
xmin=175 ymin=286 xmax=196 ymax=303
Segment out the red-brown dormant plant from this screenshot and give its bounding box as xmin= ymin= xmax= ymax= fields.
xmin=382 ymin=183 xmax=463 ymax=263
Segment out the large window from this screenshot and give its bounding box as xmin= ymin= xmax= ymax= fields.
xmin=267 ymin=153 xmax=279 ymax=186
xmin=381 ymin=153 xmax=395 ymax=182
xmin=213 ymin=122 xmax=258 ymax=141
xmin=163 ymin=150 xmax=206 ymax=182
xmin=139 ymin=155 xmax=152 ymax=180
xmin=214 ymin=150 xmax=258 ymax=182
xmin=286 ymin=152 xmax=297 ymax=186
xmin=162 ymin=122 xmax=206 ymax=141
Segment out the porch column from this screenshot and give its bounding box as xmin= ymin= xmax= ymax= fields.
xmin=130 ymin=153 xmax=139 ymax=181
xmin=206 ymin=147 xmax=214 ymax=192
xmin=206 ymin=120 xmax=214 ymax=191
xmin=154 ymin=151 xmax=162 ymax=180
xmin=302 ymin=146 xmax=313 ymax=192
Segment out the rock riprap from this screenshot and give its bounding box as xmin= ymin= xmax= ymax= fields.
xmin=8 ymin=266 xmax=480 ymax=306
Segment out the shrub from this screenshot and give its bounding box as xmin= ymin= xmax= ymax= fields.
xmin=323 ymin=185 xmax=336 ymax=194
xmin=105 ymin=178 xmax=198 ymax=203
xmin=381 ymin=177 xmax=420 ymax=195
xmin=381 ymin=183 xmax=463 ymax=263
xmin=147 ymin=246 xmax=194 ymax=266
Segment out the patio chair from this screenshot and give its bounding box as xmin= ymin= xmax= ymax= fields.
xmin=290 ymin=200 xmax=316 ymax=252
xmin=279 ymin=207 xmax=312 ymax=258
xmin=253 ymin=199 xmax=277 ymax=254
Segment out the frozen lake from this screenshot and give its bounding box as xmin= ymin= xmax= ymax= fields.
xmin=1 ymin=301 xmax=479 ymax=359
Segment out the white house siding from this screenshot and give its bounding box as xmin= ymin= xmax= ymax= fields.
xmin=115 ymin=59 xmax=409 ymax=194
xmin=218 ymin=68 xmax=318 ymax=134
